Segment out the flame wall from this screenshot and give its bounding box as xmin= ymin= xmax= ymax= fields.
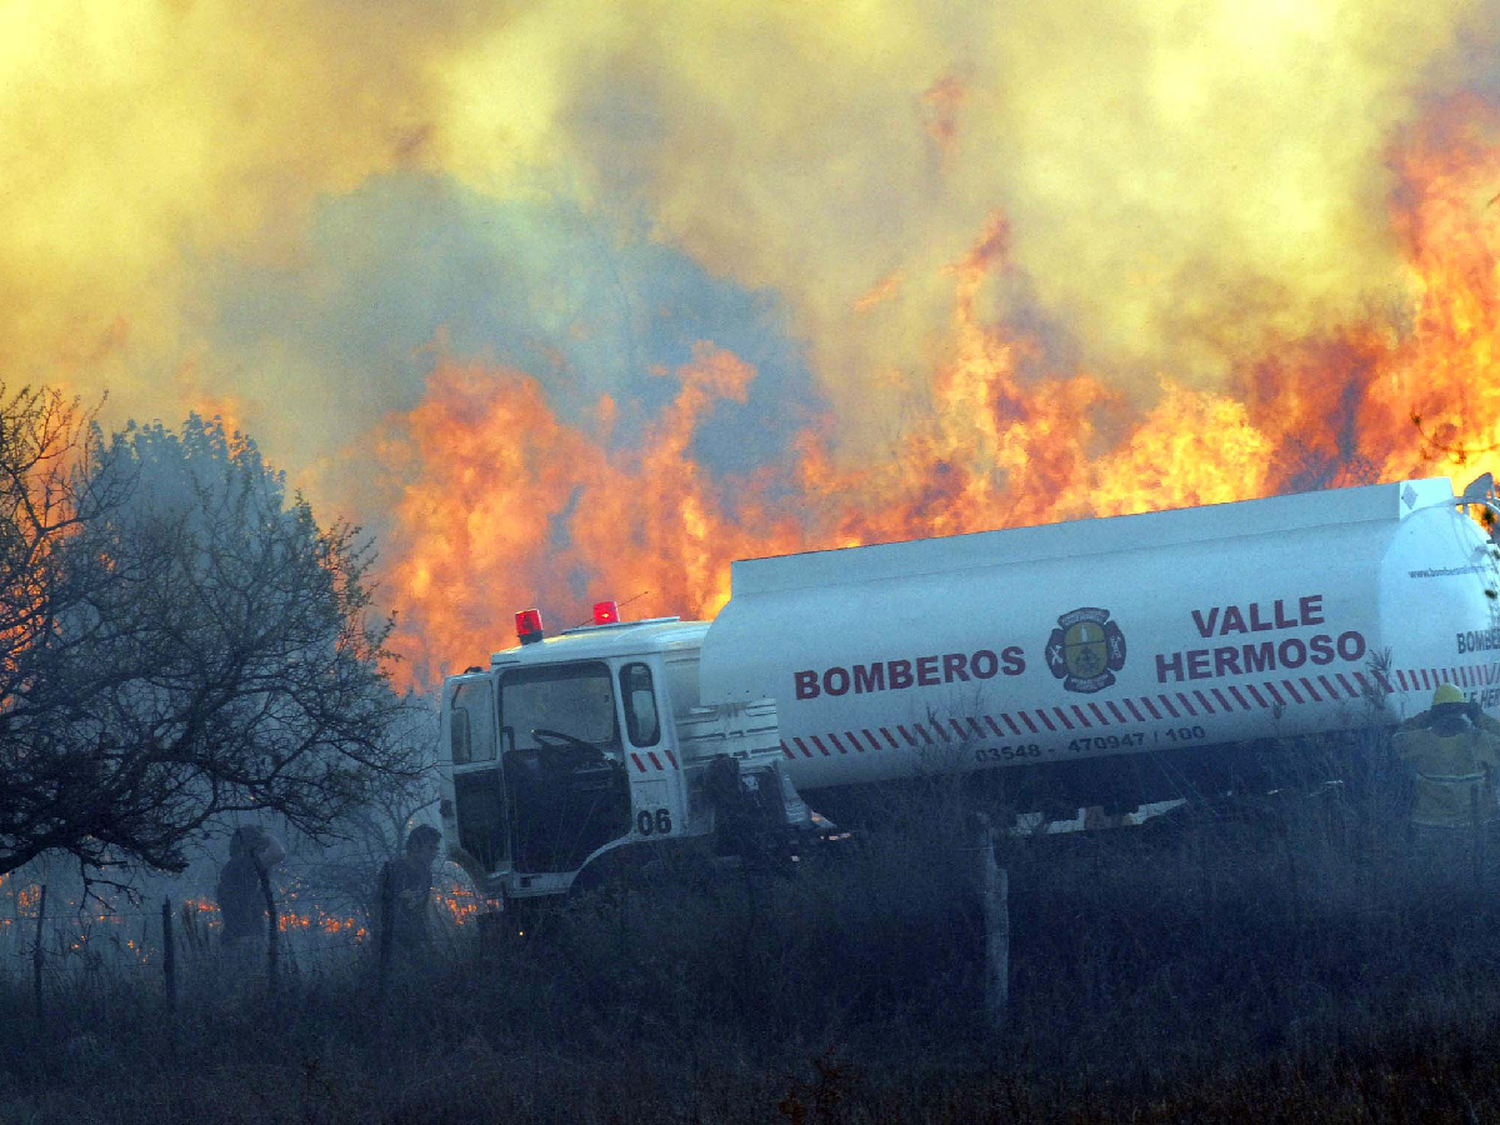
xmin=3 ymin=0 xmax=1499 ymax=686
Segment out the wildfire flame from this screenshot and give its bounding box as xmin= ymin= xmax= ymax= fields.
xmin=377 ymin=98 xmax=1500 ymax=687
xmin=0 ymin=4 xmax=1496 ymax=693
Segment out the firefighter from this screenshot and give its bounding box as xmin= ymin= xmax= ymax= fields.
xmin=1393 ymin=684 xmax=1500 ymax=861
xmin=375 ymin=824 xmax=442 ymax=963
xmin=217 ymin=826 xmax=284 ymax=948
xmin=215 ymin=825 xmax=285 ymax=991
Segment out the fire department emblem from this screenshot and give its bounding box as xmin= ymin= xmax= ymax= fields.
xmin=1045 ymin=607 xmax=1126 ymax=693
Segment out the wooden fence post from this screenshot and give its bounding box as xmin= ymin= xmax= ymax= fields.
xmin=992 ymin=863 xmax=1010 ymax=1025
xmin=257 ymin=864 xmax=279 ymax=996
xmin=378 ymin=861 xmax=394 ymax=997
xmin=969 ymin=815 xmax=1009 ymax=1028
xmin=1472 ymin=786 xmax=1484 ymax=887
xmin=162 ymin=897 xmax=177 ymax=1011
xmin=32 ymin=884 xmax=46 ymax=1024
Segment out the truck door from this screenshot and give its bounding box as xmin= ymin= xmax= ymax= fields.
xmin=620 ymin=660 xmax=679 ymax=839
xmin=499 ymin=661 xmax=632 ymax=874
xmin=448 ymin=677 xmax=509 ymax=876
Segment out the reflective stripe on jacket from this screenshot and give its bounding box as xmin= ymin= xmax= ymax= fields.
xmin=1394 ymin=724 xmax=1500 ymax=829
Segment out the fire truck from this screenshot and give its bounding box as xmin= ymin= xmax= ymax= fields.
xmin=438 ymin=474 xmax=1500 ymax=904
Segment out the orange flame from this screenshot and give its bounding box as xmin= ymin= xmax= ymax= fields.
xmin=375 ymin=98 xmax=1500 ymax=688
xmin=379 ymin=345 xmax=804 ymax=684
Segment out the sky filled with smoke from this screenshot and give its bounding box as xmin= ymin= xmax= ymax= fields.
xmin=5 ymin=0 xmax=1500 ymax=679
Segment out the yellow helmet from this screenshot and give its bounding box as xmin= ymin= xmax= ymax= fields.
xmin=1433 ymin=683 xmax=1465 ymax=707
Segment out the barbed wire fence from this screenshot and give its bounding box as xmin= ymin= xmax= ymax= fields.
xmin=1 ymin=866 xmax=495 ymax=1020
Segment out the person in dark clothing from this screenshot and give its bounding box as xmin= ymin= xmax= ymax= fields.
xmin=217 ymin=835 xmax=262 ymax=947
xmin=215 ymin=825 xmax=285 ymax=992
xmin=377 ymin=825 xmax=442 ymax=961
xmin=217 ymin=826 xmax=278 ymax=949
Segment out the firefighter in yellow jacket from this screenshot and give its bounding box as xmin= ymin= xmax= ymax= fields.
xmin=1394 ymin=683 xmax=1500 ymax=832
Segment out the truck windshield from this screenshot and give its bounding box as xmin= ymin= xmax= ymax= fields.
xmin=500 ymin=661 xmax=619 ymax=753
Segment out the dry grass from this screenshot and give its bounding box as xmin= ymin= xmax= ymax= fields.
xmin=5 ymin=756 xmax=1500 ymax=1123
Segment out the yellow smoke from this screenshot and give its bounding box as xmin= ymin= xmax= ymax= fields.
xmin=446 ymin=0 xmax=1484 ymax=439
xmin=0 ymin=0 xmax=451 ymax=421
xmin=0 ymin=0 xmax=1490 ymax=476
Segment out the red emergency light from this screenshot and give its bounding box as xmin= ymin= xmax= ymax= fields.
xmin=592 ymin=600 xmax=620 ymax=625
xmin=515 ymin=608 xmax=544 ymax=645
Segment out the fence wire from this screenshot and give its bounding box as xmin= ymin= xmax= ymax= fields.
xmin=0 ymin=875 xmax=494 ymax=994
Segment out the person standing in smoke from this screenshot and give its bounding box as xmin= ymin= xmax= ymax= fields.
xmin=375 ymin=825 xmax=442 ymax=963
xmin=1394 ymin=683 xmax=1500 ymax=873
xmin=216 ymin=825 xmax=285 ymax=970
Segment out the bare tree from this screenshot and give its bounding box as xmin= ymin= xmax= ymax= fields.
xmin=0 ymin=405 xmax=418 ymax=885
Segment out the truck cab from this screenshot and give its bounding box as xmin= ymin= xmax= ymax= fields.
xmin=438 ymin=606 xmax=811 ymax=903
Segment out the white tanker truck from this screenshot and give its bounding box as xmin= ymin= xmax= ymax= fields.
xmin=437 ymin=475 xmax=1500 ymax=903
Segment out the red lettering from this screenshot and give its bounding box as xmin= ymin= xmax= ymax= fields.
xmin=1248 ymin=603 xmax=1273 ymax=632
xmin=1273 ymin=599 xmax=1297 ymax=629
xmin=1213 ymin=646 xmax=1242 ymax=676
xmin=889 ymin=660 xmax=914 ymax=689
xmin=1300 ymin=594 xmax=1325 ymax=627
xmin=1243 ymin=642 xmax=1275 ymax=673
xmin=942 ymin=653 xmax=970 ymax=682
xmin=1219 ymin=605 xmax=1246 ymax=635
xmin=916 ymin=656 xmax=939 ymax=686
xmin=971 ymin=650 xmax=999 ymax=678
xmin=1187 ymin=649 xmax=1212 ymax=679
xmin=1309 ymin=635 xmax=1334 ymax=666
xmin=807 ymin=646 xmax=1028 ymax=693
xmin=1191 ymin=607 xmax=1219 ymax=638
xmin=1156 ymin=652 xmax=1185 ymax=682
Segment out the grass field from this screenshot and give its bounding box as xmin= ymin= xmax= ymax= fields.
xmin=5 ymin=759 xmax=1500 ymax=1123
